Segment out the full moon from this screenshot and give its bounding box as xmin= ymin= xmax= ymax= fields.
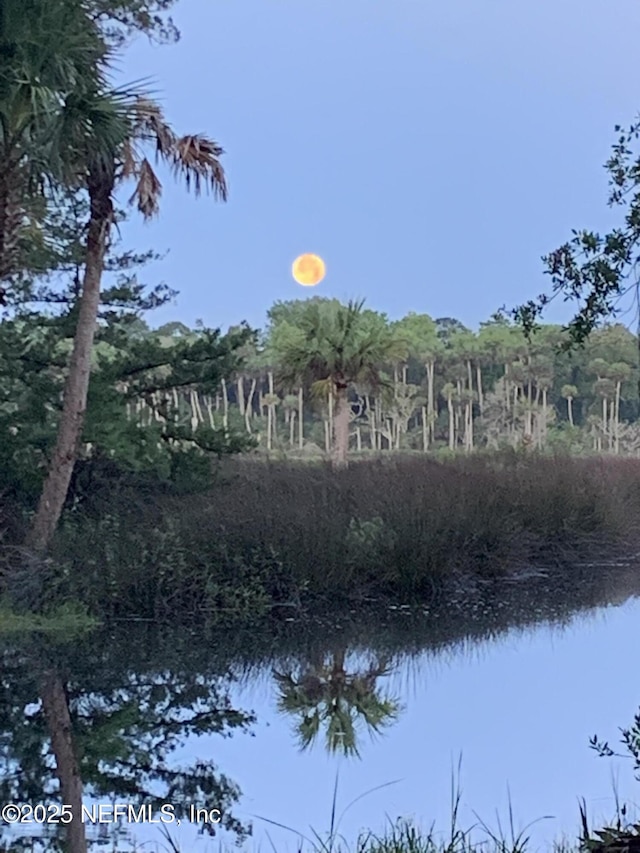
xmin=292 ymin=253 xmax=326 ymax=286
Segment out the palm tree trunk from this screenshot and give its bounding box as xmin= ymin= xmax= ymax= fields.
xmin=206 ymin=395 xmax=215 ymax=428
xmin=41 ymin=671 xmax=87 ymax=853
xmin=332 ymin=383 xmax=350 ymax=469
xmin=298 ymin=386 xmax=304 ymax=449
xmin=615 ymin=381 xmax=621 ymax=454
xmin=476 ymin=364 xmax=484 ymax=413
xmin=447 ymin=395 xmax=454 ymax=450
xmin=26 ymin=170 xmax=113 ymax=553
xmin=567 ymin=397 xmax=574 ymax=427
xmin=422 ymin=405 xmax=428 ymax=451
xmin=426 ymin=360 xmax=435 ymax=443
xmin=237 ymin=375 xmax=245 ymax=416
xmin=221 ymin=377 xmax=229 ymax=429
xmin=328 ymin=386 xmax=334 ymax=441
xmin=289 ymin=409 xmax=296 ymax=447
xmin=245 ymin=378 xmax=256 ymax=434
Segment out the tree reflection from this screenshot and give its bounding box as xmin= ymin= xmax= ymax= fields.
xmin=273 ymin=647 xmax=401 ymax=757
xmin=0 ymin=628 xmax=255 ymax=851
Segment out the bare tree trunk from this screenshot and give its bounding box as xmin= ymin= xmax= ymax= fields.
xmin=26 ymin=170 xmax=113 ymax=553
xmin=189 ymin=389 xmax=199 ymax=431
xmin=41 ymin=671 xmax=87 ymax=853
xmin=447 ymin=396 xmax=455 ymax=450
xmin=289 ymin=410 xmax=296 ymax=447
xmin=221 ymin=378 xmax=229 ymax=429
xmin=206 ymin=395 xmax=215 ymax=429
xmin=567 ymin=397 xmax=574 ymax=427
xmin=332 ymin=383 xmax=350 ymax=469
xmin=328 ymin=386 xmax=334 ymax=441
xmin=298 ymin=386 xmax=304 ymax=449
xmin=615 ymin=381 xmax=621 ymax=454
xmin=245 ymin=378 xmax=256 ymax=434
xmin=375 ymin=396 xmax=383 ymax=450
xmin=422 ymin=405 xmax=428 ymax=451
xmin=237 ymin=375 xmax=245 ymax=416
xmin=476 ymin=364 xmax=484 ymax=413
xmin=466 ymin=401 xmax=474 ymax=451
xmin=426 ymin=360 xmax=435 ymax=444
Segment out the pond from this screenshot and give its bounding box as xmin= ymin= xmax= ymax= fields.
xmin=3 ymin=563 xmax=640 ymax=852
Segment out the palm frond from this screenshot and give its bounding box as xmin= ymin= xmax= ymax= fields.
xmin=170 ymin=134 xmax=228 ymax=201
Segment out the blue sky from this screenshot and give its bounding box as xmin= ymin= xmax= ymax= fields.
xmin=130 ymin=596 xmax=640 ymax=851
xmin=117 ymin=0 xmax=640 ymax=334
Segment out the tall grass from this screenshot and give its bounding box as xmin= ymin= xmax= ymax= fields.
xmin=126 ymin=769 xmax=640 ymax=853
xmin=5 ymin=452 xmax=640 ymax=622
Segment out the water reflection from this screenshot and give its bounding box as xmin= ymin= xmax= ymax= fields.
xmin=1 ymin=564 xmax=640 ymax=850
xmin=273 ymin=647 xmax=401 ymax=756
xmin=0 ymin=632 xmax=255 ymax=851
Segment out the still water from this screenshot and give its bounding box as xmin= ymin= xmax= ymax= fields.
xmin=3 ymin=564 xmax=640 ymax=851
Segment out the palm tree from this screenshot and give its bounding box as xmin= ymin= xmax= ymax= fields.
xmin=561 ymin=384 xmax=578 ymax=427
xmin=273 ymin=648 xmax=401 ymax=757
xmin=441 ymin=381 xmax=456 ymax=450
xmin=608 ymin=361 xmax=632 ymax=454
xmin=274 ymin=299 xmax=407 ymax=468
xmin=0 ymin=0 xmax=107 ymax=286
xmin=26 ymin=92 xmax=228 ymax=553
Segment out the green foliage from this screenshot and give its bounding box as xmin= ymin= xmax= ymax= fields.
xmin=0 ymin=629 xmax=255 ymax=847
xmin=344 ymin=516 xmax=398 ymax=572
xmin=272 ymin=298 xmax=408 ymax=394
xmin=0 ymin=182 xmax=255 ymax=512
xmin=49 ymin=508 xmax=302 ymax=623
xmin=512 ymin=117 xmax=640 ymax=346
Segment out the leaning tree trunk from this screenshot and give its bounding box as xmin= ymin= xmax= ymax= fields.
xmin=245 ymin=378 xmax=256 ymax=434
xmin=41 ymin=670 xmax=87 ymax=853
xmin=332 ymin=382 xmax=350 ymax=469
xmin=26 ymin=168 xmax=113 ymax=554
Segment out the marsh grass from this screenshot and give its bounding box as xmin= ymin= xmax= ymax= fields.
xmin=6 ymin=452 xmax=640 ymax=622
xmin=132 ymin=767 xmax=639 ymax=853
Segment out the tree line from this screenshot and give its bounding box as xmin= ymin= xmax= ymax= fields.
xmin=93 ymin=299 xmax=640 ymax=467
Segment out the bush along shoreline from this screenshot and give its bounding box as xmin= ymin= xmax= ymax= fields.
xmin=3 ymin=452 xmax=640 ymax=625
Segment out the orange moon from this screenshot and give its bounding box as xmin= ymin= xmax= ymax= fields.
xmin=292 ymin=253 xmax=326 ymax=286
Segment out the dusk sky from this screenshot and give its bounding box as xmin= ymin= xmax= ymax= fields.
xmin=117 ymin=0 xmax=640 ymax=335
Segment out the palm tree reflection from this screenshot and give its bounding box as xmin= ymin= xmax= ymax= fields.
xmin=273 ymin=648 xmax=402 ymax=757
